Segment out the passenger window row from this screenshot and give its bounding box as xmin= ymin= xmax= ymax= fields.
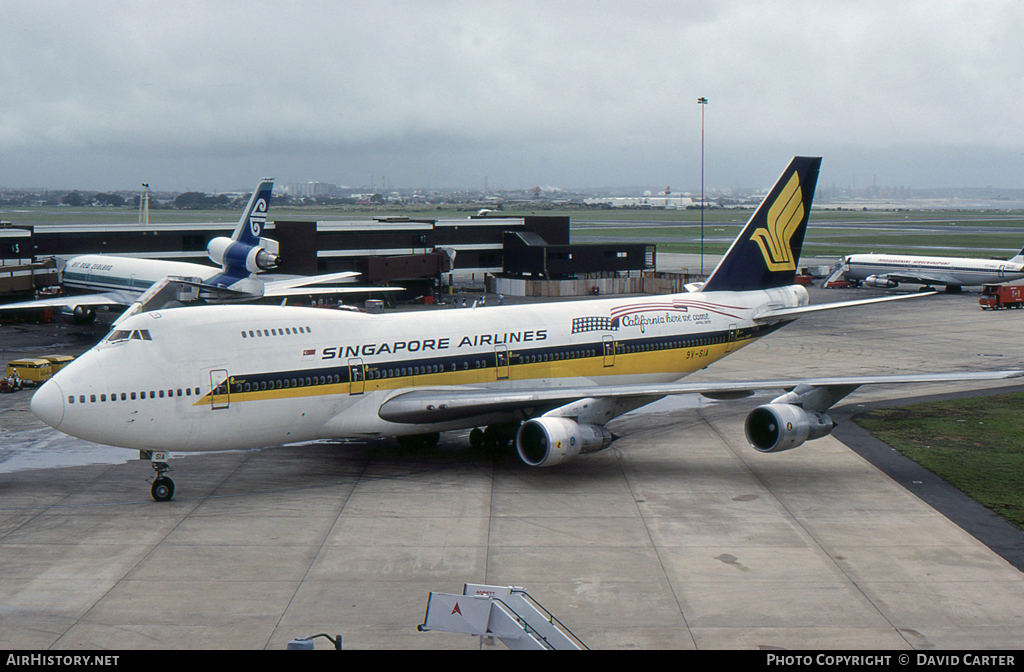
xmin=518 ymin=349 xmax=597 ymax=363
xmin=241 ymin=326 xmax=312 ymax=339
xmin=68 ymin=387 xmax=202 ymax=405
xmin=237 ymin=374 xmax=335 ymax=393
xmin=615 ymin=334 xmax=727 ymax=354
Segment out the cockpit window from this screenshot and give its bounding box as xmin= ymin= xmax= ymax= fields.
xmin=107 ymin=329 xmax=153 ymax=343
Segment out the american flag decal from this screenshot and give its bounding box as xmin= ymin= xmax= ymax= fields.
xmin=303 ymin=349 xmax=316 ymax=356
xmin=572 ymin=316 xmax=618 ymax=334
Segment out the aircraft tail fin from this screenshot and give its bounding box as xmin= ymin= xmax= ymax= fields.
xmin=1008 ymin=245 xmax=1024 ymax=264
xmin=230 ymin=178 xmax=274 ymax=245
xmin=701 ymin=157 xmax=821 ymax=293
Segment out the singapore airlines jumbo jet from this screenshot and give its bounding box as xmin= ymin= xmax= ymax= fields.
xmin=30 ymin=157 xmax=1021 ymax=501
xmin=1 ymin=179 xmax=376 ymax=324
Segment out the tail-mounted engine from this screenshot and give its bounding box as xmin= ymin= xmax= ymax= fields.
xmin=207 ymin=237 xmax=280 ymax=274
xmin=744 ymin=403 xmax=835 ymax=453
xmin=516 ymin=417 xmax=614 ymax=467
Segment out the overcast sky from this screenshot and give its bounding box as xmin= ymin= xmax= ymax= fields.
xmin=2 ymin=0 xmax=1022 ymax=193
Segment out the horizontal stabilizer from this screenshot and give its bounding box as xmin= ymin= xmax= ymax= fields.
xmin=753 ymin=291 xmax=936 ymax=324
xmin=263 ymin=271 xmax=362 ymax=292
xmin=264 ymin=285 xmax=403 ymax=298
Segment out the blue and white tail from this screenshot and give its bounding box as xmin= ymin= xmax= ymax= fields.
xmin=205 ymin=178 xmax=279 ymax=286
xmin=230 ymin=178 xmax=274 ymax=245
xmin=701 ymin=157 xmax=821 ymax=292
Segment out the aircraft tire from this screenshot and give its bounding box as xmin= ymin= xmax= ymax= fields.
xmin=151 ymin=477 xmax=175 ymax=502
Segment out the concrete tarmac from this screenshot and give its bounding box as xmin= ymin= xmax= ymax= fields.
xmin=1 ymin=286 xmax=1024 ymax=650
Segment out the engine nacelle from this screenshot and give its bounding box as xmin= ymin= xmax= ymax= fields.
xmin=744 ymin=403 xmax=835 ymax=453
xmin=70 ymin=305 xmax=97 ymax=324
xmin=516 ymin=417 xmax=614 ymax=467
xmin=207 ymin=237 xmax=280 ymax=273
xmin=863 ymin=274 xmax=898 ymax=288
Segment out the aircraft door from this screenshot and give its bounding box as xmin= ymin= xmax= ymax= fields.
xmin=602 ymin=335 xmax=616 ymax=367
xmin=348 ymin=358 xmax=364 ymax=395
xmin=495 ymin=345 xmax=510 ymax=380
xmin=1000 ymin=265 xmax=1008 ymax=278
xmin=726 ymin=323 xmax=739 ymax=353
xmin=210 ymin=369 xmax=230 ymax=409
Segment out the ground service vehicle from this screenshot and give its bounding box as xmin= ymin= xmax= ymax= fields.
xmin=40 ymin=355 xmax=75 ymax=373
xmin=979 ymin=284 xmax=1024 ymax=310
xmin=6 ymin=359 xmax=54 ymax=384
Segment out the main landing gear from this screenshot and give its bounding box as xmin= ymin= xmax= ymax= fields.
xmin=469 ymin=423 xmax=520 ymax=453
xmin=141 ymin=451 xmax=175 ymax=502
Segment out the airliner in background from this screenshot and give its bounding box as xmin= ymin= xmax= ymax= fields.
xmin=30 ymin=157 xmax=1022 ymax=502
xmin=0 ymin=178 xmax=393 ymax=324
xmin=834 ymin=246 xmax=1024 ymax=291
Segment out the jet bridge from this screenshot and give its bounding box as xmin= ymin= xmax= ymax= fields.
xmin=418 ymin=583 xmax=587 ymax=650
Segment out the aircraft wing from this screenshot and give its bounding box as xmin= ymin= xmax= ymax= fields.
xmin=377 ymin=370 xmax=1024 ymax=424
xmin=753 ymin=291 xmax=936 ymax=324
xmin=0 ymin=291 xmax=140 ymax=311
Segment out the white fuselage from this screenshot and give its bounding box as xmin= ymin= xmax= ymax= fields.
xmin=61 ymin=254 xmax=222 ymax=295
xmin=31 ymin=286 xmax=807 ymax=452
xmin=843 ymin=253 xmax=1024 ymax=287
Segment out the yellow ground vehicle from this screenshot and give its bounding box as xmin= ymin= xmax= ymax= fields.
xmin=6 ymin=358 xmax=54 ymax=384
xmin=40 ymin=355 xmax=75 ymax=373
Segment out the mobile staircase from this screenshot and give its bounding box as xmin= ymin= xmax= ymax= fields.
xmin=419 ymin=583 xmax=587 ymax=650
xmin=822 ymin=259 xmax=848 ymax=287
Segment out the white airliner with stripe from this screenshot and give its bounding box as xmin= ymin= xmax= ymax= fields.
xmin=839 ymin=247 xmax=1024 ymax=290
xmin=30 ymin=158 xmax=1022 ymax=501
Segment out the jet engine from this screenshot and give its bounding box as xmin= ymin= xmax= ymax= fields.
xmin=862 ymin=275 xmax=898 ymax=288
xmin=207 ymin=237 xmax=280 ymax=274
xmin=744 ymin=403 xmax=835 ymax=453
xmin=516 ymin=417 xmax=614 ymax=467
xmin=71 ymin=306 xmax=96 ymax=324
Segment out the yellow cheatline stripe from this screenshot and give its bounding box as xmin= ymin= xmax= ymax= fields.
xmin=194 ymin=336 xmax=758 ymax=406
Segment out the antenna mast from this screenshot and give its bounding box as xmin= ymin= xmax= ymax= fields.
xmin=139 ymin=183 xmax=150 ymax=226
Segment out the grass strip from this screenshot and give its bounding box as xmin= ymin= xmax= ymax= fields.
xmin=854 ymin=392 xmax=1024 ymax=530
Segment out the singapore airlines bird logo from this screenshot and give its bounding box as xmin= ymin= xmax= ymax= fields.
xmin=750 ymin=172 xmax=804 ymax=272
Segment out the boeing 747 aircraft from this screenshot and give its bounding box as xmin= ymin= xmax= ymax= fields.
xmin=837 ymin=247 xmax=1024 ymax=291
xmin=1 ymin=179 xmax=386 ymax=324
xmin=30 ymin=157 xmax=1022 ymax=501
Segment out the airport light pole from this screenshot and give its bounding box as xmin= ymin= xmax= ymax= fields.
xmin=697 ymin=97 xmax=708 ymax=276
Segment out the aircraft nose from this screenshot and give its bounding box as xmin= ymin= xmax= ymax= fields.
xmin=31 ymin=379 xmax=65 ymax=429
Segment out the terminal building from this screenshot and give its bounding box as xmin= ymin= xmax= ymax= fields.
xmin=1 ymin=215 xmax=675 ymax=302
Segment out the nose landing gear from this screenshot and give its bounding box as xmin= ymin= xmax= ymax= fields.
xmin=141 ymin=451 xmax=176 ymax=502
